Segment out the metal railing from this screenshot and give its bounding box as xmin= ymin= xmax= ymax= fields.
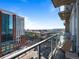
xmin=1 ymin=33 xmax=60 ymax=59
xmin=49 ymin=35 xmax=65 ymax=59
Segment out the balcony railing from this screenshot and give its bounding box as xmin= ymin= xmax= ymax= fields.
xmin=58 ymin=5 xmax=73 ymax=20
xmin=1 ymin=33 xmax=62 ymax=59
xmin=58 ymin=11 xmax=71 ymax=20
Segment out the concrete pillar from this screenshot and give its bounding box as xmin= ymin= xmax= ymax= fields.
xmin=65 ymin=20 xmax=70 ymax=32
xmin=70 ymin=3 xmax=76 ymax=52
xmin=76 ymin=0 xmax=79 ymax=53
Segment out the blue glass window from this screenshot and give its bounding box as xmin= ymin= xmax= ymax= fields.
xmin=2 ymin=13 xmax=13 ymax=42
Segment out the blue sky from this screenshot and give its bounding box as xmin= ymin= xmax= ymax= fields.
xmin=0 ymin=0 xmax=64 ymax=30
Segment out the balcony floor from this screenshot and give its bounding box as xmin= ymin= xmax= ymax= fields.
xmin=66 ymin=52 xmax=79 ymax=59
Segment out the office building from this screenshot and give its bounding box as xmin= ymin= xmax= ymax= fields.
xmin=0 ymin=9 xmax=25 ymax=56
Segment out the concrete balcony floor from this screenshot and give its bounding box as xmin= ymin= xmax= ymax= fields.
xmin=19 ymin=49 xmax=47 ymax=59
xmin=66 ymin=52 xmax=79 ymax=59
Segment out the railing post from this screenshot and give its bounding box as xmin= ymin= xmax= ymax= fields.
xmin=51 ymin=38 xmax=53 ymax=52
xmin=38 ymin=45 xmax=41 ymax=59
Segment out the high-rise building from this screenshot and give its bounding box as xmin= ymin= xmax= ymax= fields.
xmin=0 ymin=9 xmax=25 ymax=56
xmin=0 ymin=9 xmax=24 ymax=42
xmin=0 ymin=10 xmax=14 ymax=42
xmin=16 ymin=16 xmax=25 ymax=41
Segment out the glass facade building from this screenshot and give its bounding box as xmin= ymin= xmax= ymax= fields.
xmin=0 ymin=10 xmax=24 ymax=56
xmin=1 ymin=13 xmax=13 ymax=42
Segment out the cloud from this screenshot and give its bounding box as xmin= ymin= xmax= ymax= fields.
xmin=24 ymin=16 xmax=50 ymax=30
xmin=24 ymin=16 xmax=64 ymax=30
xmin=24 ymin=16 xmax=42 ymax=30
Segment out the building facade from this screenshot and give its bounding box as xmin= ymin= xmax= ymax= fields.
xmin=0 ymin=9 xmax=24 ymax=42
xmin=0 ymin=9 xmax=25 ymax=56
xmin=16 ymin=16 xmax=25 ymax=41
xmin=0 ymin=10 xmax=14 ymax=42
xmin=52 ymin=0 xmax=79 ymax=54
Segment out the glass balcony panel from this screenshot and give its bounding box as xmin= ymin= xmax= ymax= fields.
xmin=59 ymin=5 xmax=72 ymax=12
xmin=59 ymin=11 xmax=71 ymax=20
xmin=60 ymin=6 xmax=65 ymax=12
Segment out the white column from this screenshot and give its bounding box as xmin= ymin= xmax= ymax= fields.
xmin=76 ymin=0 xmax=79 ymax=53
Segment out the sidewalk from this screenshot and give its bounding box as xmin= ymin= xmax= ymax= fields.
xmin=66 ymin=52 xmax=79 ymax=59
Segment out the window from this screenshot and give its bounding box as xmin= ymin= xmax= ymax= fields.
xmin=1 ymin=13 xmax=13 ymax=42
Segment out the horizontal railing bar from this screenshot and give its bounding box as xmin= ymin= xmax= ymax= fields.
xmin=2 ymin=34 xmax=58 ymax=59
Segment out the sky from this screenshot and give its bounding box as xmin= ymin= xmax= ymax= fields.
xmin=0 ymin=0 xmax=65 ymax=30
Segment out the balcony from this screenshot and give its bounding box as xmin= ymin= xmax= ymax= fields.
xmin=0 ymin=33 xmax=61 ymax=59
xmin=0 ymin=33 xmax=79 ymax=59
xmin=58 ymin=11 xmax=71 ymax=20
xmin=51 ymin=0 xmax=74 ymax=7
xmin=0 ymin=33 xmax=70 ymax=59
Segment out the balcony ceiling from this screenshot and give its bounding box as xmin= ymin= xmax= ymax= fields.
xmin=58 ymin=11 xmax=71 ymax=20
xmin=51 ymin=0 xmax=73 ymax=7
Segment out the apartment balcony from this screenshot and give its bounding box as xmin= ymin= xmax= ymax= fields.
xmin=0 ymin=33 xmax=60 ymax=59
xmin=0 ymin=33 xmax=79 ymax=59
xmin=51 ymin=0 xmax=74 ymax=7
xmin=58 ymin=11 xmax=71 ymax=20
